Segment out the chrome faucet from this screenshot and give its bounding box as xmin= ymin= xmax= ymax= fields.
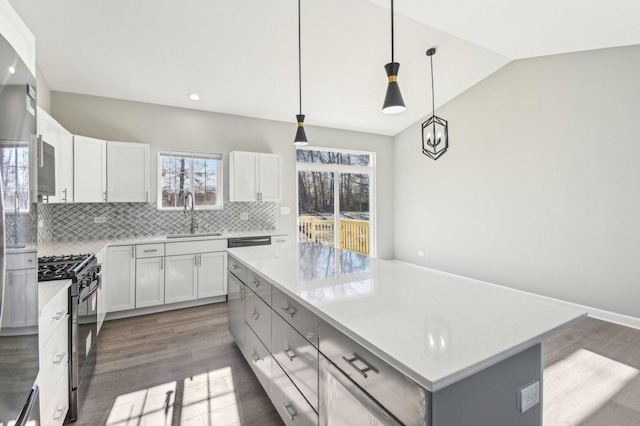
xmin=183 ymin=192 xmax=198 ymax=234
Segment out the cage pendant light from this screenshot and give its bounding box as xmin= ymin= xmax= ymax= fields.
xmin=293 ymin=0 xmax=308 ymax=145
xmin=422 ymin=48 xmax=448 ymax=160
xmin=382 ymin=0 xmax=406 ymax=114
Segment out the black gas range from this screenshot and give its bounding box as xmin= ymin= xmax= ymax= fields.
xmin=38 ymin=253 xmax=102 ymax=423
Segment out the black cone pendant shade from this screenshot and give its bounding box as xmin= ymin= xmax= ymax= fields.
xmin=294 ymin=114 xmax=308 ymax=145
xmin=382 ymin=0 xmax=405 ymax=114
xmin=293 ymin=0 xmax=309 ymax=145
xmin=383 ymin=62 xmax=405 ymax=114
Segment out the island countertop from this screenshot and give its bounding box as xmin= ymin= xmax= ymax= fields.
xmin=227 ymin=242 xmax=586 ymax=392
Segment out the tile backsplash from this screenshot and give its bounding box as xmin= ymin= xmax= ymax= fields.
xmin=38 ymin=202 xmax=277 ymax=242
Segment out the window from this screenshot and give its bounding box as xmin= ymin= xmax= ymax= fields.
xmin=158 ymin=151 xmax=223 ymax=210
xmin=1 ymin=144 xmax=30 ymax=213
xmin=296 ymin=147 xmax=375 ymax=257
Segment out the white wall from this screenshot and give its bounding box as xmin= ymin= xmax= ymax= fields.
xmin=393 ymin=45 xmax=640 ymax=318
xmin=36 ymin=65 xmax=51 ymax=112
xmin=51 ymin=92 xmax=395 ymax=259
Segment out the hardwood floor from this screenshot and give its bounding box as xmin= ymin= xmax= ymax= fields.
xmin=77 ymin=304 xmax=640 ymax=425
xmin=543 ymin=317 xmax=640 ymax=425
xmin=76 ymin=303 xmax=283 ymax=426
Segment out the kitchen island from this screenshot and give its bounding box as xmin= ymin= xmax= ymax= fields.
xmin=227 ymin=242 xmax=586 ymax=425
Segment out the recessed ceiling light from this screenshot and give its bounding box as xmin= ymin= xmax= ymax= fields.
xmin=188 ymin=93 xmax=200 ymax=101
xmin=8 ymin=66 xmax=16 ymax=74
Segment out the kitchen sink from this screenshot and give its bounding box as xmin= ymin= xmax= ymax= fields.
xmin=165 ymin=232 xmax=223 ymax=239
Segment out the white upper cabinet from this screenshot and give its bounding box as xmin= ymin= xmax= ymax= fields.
xmin=37 ymin=108 xmax=74 ymax=203
xmin=229 ymin=151 xmax=281 ymax=202
xmin=107 ymin=141 xmax=150 ymax=202
xmin=74 ymin=135 xmax=107 ymax=202
xmin=0 ymin=0 xmax=36 ymax=76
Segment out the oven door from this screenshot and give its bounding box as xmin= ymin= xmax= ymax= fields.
xmin=77 ymin=276 xmax=100 ymax=386
xmin=319 ymin=355 xmax=403 ymax=426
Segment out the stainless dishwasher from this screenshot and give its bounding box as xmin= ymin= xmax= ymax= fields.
xmin=227 ymin=236 xmax=272 ymax=248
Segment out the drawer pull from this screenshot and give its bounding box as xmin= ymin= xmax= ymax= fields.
xmin=281 ymin=306 xmax=296 ymax=318
xmin=53 ymin=310 xmax=66 ymax=320
xmin=250 ymin=311 xmax=260 ymax=321
xmin=283 ymin=348 xmax=296 ymax=362
xmin=342 ymin=355 xmax=371 ymax=379
xmin=251 ymin=351 xmax=261 ymax=363
xmin=53 ymin=406 xmax=67 ymax=420
xmin=249 ymin=279 xmax=260 ymax=288
xmin=143 ymin=249 xmax=158 ymax=253
xmin=231 ymin=264 xmax=240 ymax=270
xmin=281 ymin=403 xmax=297 ymax=421
xmin=53 ymin=353 xmax=66 ymax=365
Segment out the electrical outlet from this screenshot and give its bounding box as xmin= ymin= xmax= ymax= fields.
xmin=280 ymin=206 xmax=291 ymax=215
xmin=93 ymin=216 xmax=107 ymax=224
xmin=518 ymin=381 xmax=540 ymax=413
xmin=240 ymin=212 xmax=249 ymax=221
xmin=418 ymin=251 xmax=424 ymax=256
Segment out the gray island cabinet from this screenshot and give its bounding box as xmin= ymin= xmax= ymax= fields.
xmin=227 ymin=242 xmax=585 ymax=425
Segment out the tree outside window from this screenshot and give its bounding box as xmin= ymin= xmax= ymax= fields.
xmin=158 ymin=151 xmax=222 ymax=210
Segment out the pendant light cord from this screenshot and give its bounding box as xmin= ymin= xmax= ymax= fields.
xmin=390 ymin=0 xmax=395 ymax=63
xmin=298 ymin=0 xmax=302 ymax=115
xmin=430 ymin=54 xmax=435 ymax=116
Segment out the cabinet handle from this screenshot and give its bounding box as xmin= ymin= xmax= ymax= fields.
xmin=281 ymin=306 xmax=296 ymax=318
xmin=249 ymin=279 xmax=259 ymax=288
xmin=342 ymin=355 xmax=371 ymax=379
xmin=281 ymin=403 xmax=296 ymax=421
xmin=53 ymin=406 xmax=67 ymax=420
xmin=38 ymin=135 xmax=44 ymax=167
xmin=283 ymin=348 xmax=296 ymax=362
xmin=103 ymin=191 xmax=107 ymax=202
xmin=53 ymin=353 xmax=66 ymax=365
xmin=251 ymin=351 xmax=261 ymax=363
xmin=143 ymin=249 xmax=158 ymax=253
xmin=146 ymin=190 xmax=149 ymax=202
xmin=8 ymin=272 xmax=12 ymax=285
xmin=276 ymin=239 xmax=286 ymax=243
xmin=62 ymin=188 xmax=67 ymax=203
xmin=53 ymin=310 xmax=66 ymax=320
xmin=250 ymin=311 xmax=260 ymax=321
xmin=131 ymin=246 xmax=135 ymax=258
xmin=240 ymin=287 xmax=244 ymax=302
xmin=231 ymin=264 xmax=240 ymax=270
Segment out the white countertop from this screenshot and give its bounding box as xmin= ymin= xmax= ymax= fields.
xmin=37 ymin=230 xmax=287 ymax=257
xmin=227 ymin=242 xmax=586 ymax=392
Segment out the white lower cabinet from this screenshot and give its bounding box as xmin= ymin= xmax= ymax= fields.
xmin=197 ymin=252 xmax=227 ymax=298
xmin=2 ymin=252 xmax=38 ymax=328
xmin=38 ymin=281 xmax=70 ymax=426
xmin=106 ymin=245 xmax=136 ymax=312
xmin=165 ymin=255 xmax=197 ymax=304
xmin=136 ymin=257 xmax=165 ymax=308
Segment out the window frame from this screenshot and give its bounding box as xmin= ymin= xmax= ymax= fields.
xmin=157 ymin=150 xmax=224 ymax=211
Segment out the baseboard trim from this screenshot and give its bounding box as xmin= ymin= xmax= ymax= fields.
xmin=392 ymin=260 xmax=640 ymax=331
xmin=105 ymin=295 xmax=227 ymax=321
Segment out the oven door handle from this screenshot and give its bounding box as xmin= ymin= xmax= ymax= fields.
xmin=78 ymin=280 xmax=100 ymax=303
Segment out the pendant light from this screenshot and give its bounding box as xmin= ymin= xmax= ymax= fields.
xmin=422 ymin=48 xmax=448 ymax=160
xmin=382 ymin=0 xmax=405 ymax=114
xmin=293 ymin=0 xmax=308 ymax=145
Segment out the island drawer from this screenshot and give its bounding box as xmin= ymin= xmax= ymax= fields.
xmin=319 ymin=320 xmax=429 ymax=426
xmin=272 ymin=359 xmax=318 ymax=426
xmin=244 ymin=326 xmax=272 ymax=394
xmin=39 ymin=286 xmax=69 ymax=347
xmin=272 ymin=287 xmax=319 ymax=348
xmin=245 ymin=288 xmax=272 ymax=351
xmin=136 ymin=243 xmax=165 ymax=258
xmin=245 ymin=269 xmax=271 ymax=305
xmin=39 ymin=314 xmax=69 ymax=412
xmin=273 ymin=313 xmax=318 ymax=412
xmin=227 ymin=255 xmax=247 ymax=283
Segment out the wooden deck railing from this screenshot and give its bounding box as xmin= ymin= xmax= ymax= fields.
xmin=298 ymin=216 xmax=370 ymax=256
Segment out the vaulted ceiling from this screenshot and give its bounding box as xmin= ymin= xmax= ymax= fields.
xmin=9 ymin=0 xmax=640 ymax=136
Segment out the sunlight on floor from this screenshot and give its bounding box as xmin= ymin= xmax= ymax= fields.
xmin=105 ymin=367 xmax=240 ymax=426
xmin=544 ymin=348 xmax=639 ymax=425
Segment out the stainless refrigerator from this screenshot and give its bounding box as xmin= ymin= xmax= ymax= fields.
xmin=0 ymin=32 xmax=41 ymax=425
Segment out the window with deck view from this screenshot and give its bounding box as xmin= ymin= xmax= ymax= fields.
xmin=1 ymin=145 xmax=30 ymax=213
xmin=296 ymin=148 xmax=375 ymax=257
xmin=158 ymin=151 xmax=223 ymax=210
